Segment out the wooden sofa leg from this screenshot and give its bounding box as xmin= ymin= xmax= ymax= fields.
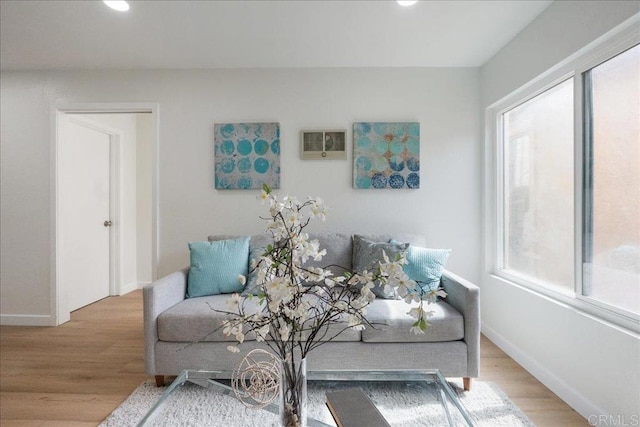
xmin=463 ymin=377 xmax=471 ymax=391
xmin=155 ymin=375 xmax=165 ymax=387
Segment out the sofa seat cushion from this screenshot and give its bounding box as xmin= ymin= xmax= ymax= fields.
xmin=361 ymin=299 xmax=464 ymax=343
xmin=158 ymin=295 xmax=262 ymax=342
xmin=296 ymin=294 xmax=362 ymax=342
xmin=158 ymin=294 xmax=362 ymax=343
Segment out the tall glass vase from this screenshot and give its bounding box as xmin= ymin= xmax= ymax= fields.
xmin=279 ymin=357 xmax=307 ymax=427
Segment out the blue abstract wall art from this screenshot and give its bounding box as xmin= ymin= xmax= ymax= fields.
xmin=353 ymin=122 xmax=420 ymax=189
xmin=214 ymin=122 xmax=280 ymax=190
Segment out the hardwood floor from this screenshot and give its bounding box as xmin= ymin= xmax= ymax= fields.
xmin=1 ymin=291 xmax=147 ymax=426
xmin=479 ymin=336 xmax=587 ymax=426
xmin=0 ymin=290 xmax=587 ymax=426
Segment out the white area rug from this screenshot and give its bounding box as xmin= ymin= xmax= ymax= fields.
xmin=100 ymin=379 xmax=535 ymax=427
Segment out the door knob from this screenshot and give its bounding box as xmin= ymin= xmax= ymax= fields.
xmin=104 ymin=220 xmax=112 ymax=227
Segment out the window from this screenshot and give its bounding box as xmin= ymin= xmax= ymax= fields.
xmin=583 ymin=45 xmax=640 ymax=315
xmin=491 ymin=24 xmax=639 ymax=328
xmin=501 ymin=79 xmax=575 ymax=294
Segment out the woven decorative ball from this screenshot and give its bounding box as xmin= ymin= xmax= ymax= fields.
xmin=231 ymin=349 xmax=281 ymax=408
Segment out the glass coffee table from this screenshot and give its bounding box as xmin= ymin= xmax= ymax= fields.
xmin=138 ymin=369 xmax=475 ymax=426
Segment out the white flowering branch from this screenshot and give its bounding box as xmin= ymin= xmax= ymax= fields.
xmin=219 ymin=184 xmax=445 ymax=359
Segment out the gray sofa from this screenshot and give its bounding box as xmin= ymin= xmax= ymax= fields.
xmin=144 ymin=233 xmax=480 ymax=390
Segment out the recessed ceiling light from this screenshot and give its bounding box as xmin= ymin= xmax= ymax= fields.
xmin=397 ymin=0 xmax=418 ymax=6
xmin=103 ymin=1 xmax=130 ymax=12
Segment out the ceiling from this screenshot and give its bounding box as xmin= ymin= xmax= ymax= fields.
xmin=0 ymin=0 xmax=552 ymax=70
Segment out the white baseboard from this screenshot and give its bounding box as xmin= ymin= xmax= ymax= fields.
xmin=482 ymin=322 xmax=606 ymax=423
xmin=120 ymin=282 xmax=146 ymax=295
xmin=0 ymin=314 xmax=53 ymax=326
xmin=1 ymin=283 xmax=151 ymax=326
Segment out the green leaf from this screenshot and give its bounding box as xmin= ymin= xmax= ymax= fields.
xmin=262 ymin=183 xmax=271 ymax=194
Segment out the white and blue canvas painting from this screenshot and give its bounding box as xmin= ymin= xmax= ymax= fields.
xmin=214 ymin=122 xmax=280 ymax=190
xmin=353 ymin=122 xmax=420 ymax=189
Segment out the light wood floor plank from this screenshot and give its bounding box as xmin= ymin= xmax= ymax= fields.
xmin=1 ymin=290 xmax=588 ymax=426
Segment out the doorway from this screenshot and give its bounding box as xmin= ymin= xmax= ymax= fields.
xmin=54 ymin=105 xmax=157 ymax=325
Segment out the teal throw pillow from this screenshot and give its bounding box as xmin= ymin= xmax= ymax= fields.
xmin=402 ymin=244 xmax=451 ymax=295
xmin=187 ymin=237 xmax=250 ymax=298
xmin=352 ymin=235 xmax=409 ymax=299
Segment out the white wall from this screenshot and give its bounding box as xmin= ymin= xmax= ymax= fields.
xmin=137 ymin=114 xmax=153 ymax=286
xmin=480 ymin=1 xmax=640 ymax=422
xmin=0 ymin=68 xmax=481 ymax=324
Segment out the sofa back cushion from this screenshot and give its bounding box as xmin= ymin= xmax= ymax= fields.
xmin=358 ymin=234 xmax=427 ymax=247
xmin=305 ymin=233 xmax=353 ymax=278
xmin=206 ymin=233 xmax=428 ymax=291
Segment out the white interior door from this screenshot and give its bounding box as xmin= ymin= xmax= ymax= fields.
xmin=58 ymin=115 xmax=112 ymax=312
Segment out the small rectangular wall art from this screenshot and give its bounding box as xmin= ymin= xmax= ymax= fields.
xmin=214 ymin=122 xmax=281 ymax=190
xmin=353 ymin=122 xmax=420 ymax=189
xmin=300 ymin=130 xmax=347 ymax=159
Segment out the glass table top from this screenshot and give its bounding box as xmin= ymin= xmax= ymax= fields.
xmin=138 ymin=369 xmax=475 ymax=426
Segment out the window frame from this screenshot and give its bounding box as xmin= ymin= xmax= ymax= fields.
xmin=486 ymin=16 xmax=640 ymax=333
xmin=578 ymin=43 xmax=640 ymax=319
xmin=495 ymin=74 xmax=576 ymax=298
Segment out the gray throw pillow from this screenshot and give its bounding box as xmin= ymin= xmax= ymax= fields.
xmin=352 ymin=235 xmax=409 ymax=299
xmin=242 ymin=235 xmax=274 ymax=296
xmin=242 ymin=245 xmax=266 ymax=296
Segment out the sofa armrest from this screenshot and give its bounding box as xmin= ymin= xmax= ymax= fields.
xmin=143 ymin=267 xmax=189 ymax=375
xmin=440 ymin=270 xmax=480 ymax=377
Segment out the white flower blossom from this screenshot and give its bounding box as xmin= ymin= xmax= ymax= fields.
xmin=278 ymin=321 xmax=291 ymax=342
xmin=410 ymin=325 xmax=425 ymax=335
xmin=256 ymin=265 xmax=268 ymax=286
xmin=265 ymin=278 xmax=292 ymax=304
xmin=427 ymin=287 xmax=448 ymax=303
xmin=321 ymin=275 xmax=342 ymax=288
xmin=334 ymin=300 xmax=348 ymax=311
xmin=404 ymin=292 xmax=420 ymax=304
xmin=285 ymin=211 xmax=301 ymax=228
xmin=226 ymin=293 xmax=241 ymax=311
xmin=407 ymin=306 xmax=423 ymax=319
xmin=255 ymin=324 xmax=270 ymax=342
xmin=348 ymin=314 xmax=365 ymax=331
xmin=310 ymin=198 xmax=328 ymax=221
xmin=360 ymin=280 xmax=375 ymax=298
xmin=351 ymin=297 xmax=369 ymax=311
xmin=222 ymin=322 xmax=240 ymax=337
xmin=283 ymin=300 xmax=310 ymax=322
